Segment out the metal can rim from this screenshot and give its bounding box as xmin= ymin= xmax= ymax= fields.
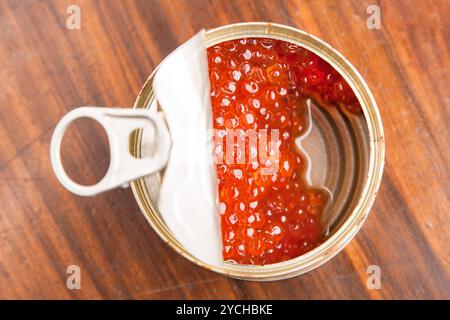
xmin=130 ymin=22 xmax=385 ymax=281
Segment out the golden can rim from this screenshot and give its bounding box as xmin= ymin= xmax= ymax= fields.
xmin=130 ymin=22 xmax=385 ymax=281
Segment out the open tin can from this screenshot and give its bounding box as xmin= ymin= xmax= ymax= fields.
xmin=127 ymin=22 xmax=384 ymax=280
xmin=51 ymin=22 xmax=384 ymax=280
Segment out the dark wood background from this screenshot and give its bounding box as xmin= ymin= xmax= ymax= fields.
xmin=0 ymin=0 xmax=448 ymax=299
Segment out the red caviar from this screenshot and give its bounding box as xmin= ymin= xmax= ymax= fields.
xmin=208 ymin=38 xmax=358 ymax=265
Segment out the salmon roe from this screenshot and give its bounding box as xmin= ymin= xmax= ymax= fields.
xmin=207 ymin=38 xmax=358 ymax=265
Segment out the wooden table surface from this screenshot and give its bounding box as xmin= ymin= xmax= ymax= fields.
xmin=0 ymin=0 xmax=448 ymax=299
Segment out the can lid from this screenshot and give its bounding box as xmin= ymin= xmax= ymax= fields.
xmin=153 ymin=30 xmax=223 ymax=267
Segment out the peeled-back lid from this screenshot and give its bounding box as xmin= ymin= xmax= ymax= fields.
xmin=151 ymin=30 xmax=223 ymax=267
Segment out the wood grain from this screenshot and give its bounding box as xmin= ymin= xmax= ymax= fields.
xmin=0 ymin=0 xmax=448 ymax=299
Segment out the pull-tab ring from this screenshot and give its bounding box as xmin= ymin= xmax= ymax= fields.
xmin=50 ymin=107 xmax=171 ymax=196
